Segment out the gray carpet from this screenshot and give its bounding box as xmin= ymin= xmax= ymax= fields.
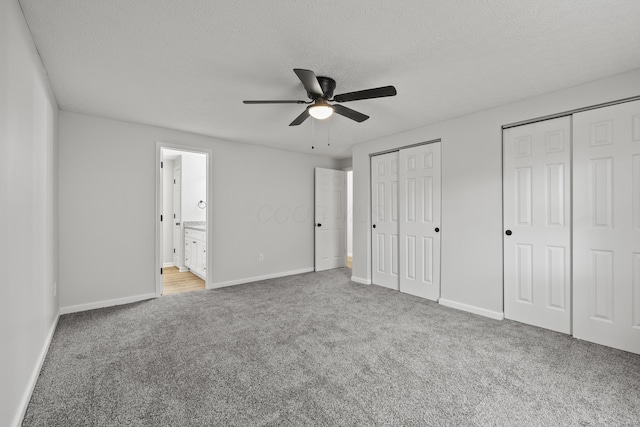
xmin=23 ymin=268 xmax=640 ymax=426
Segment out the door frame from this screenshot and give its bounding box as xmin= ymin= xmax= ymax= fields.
xmin=368 ymin=138 xmax=442 ymax=290
xmin=155 ymin=141 xmax=213 ymax=297
xmin=343 ymin=166 xmax=353 ymax=269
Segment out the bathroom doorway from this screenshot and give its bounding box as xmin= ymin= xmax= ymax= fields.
xmin=156 ymin=143 xmax=212 ymax=296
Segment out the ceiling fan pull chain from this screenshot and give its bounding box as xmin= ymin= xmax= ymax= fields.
xmin=311 ymin=117 xmax=315 ymax=149
xmin=327 ymin=122 xmax=331 ymax=146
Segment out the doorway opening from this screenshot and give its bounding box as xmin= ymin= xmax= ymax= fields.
xmin=156 ymin=144 xmax=211 ymax=296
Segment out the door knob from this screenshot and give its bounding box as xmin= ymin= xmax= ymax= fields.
xmin=435 ymin=227 xmax=440 ymax=232
xmin=505 ymin=230 xmax=512 ymax=236
xmin=317 ymin=223 xmax=322 ymax=227
xmin=372 ymin=224 xmax=376 ymax=229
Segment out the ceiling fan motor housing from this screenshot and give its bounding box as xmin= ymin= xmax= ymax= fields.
xmin=312 ymin=76 xmax=336 ymax=100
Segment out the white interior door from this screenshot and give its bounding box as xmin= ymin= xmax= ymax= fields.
xmin=371 ymin=152 xmax=399 ymax=289
xmin=315 ymin=168 xmax=346 ymax=271
xmin=573 ymin=100 xmax=640 ymax=354
xmin=503 ymin=117 xmax=571 ymax=334
xmin=399 ymin=143 xmax=441 ymax=301
xmin=173 ymin=167 xmax=182 ymax=268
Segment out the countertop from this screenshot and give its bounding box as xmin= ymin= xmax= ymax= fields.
xmin=183 ymin=221 xmax=206 ymax=232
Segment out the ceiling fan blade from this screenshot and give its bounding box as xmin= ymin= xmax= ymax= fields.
xmin=243 ymin=100 xmax=307 ymax=104
xmin=333 ymin=85 xmax=397 ymax=103
xmin=289 ymin=108 xmax=310 ymax=126
xmin=293 ymin=69 xmax=324 ymax=97
xmin=333 ymin=104 xmax=369 ymax=122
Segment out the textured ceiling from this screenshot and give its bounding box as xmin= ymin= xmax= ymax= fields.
xmin=19 ymin=0 xmax=640 ymax=158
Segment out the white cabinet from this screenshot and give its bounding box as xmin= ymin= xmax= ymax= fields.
xmin=184 ymin=228 xmax=206 ymax=280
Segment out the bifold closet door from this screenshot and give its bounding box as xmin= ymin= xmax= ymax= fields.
xmin=315 ymin=168 xmax=347 ymax=271
xmin=503 ymin=117 xmax=571 ymax=334
xmin=371 ymin=152 xmax=399 ymax=289
xmin=573 ymin=100 xmax=640 ymax=354
xmin=399 ymin=143 xmax=441 ymax=301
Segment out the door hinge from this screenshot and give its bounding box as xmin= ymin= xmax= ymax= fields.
xmin=161 ymin=161 xmax=163 ymax=168
xmin=174 ymin=214 xmax=176 ymax=218
xmin=173 ymin=248 xmax=176 ymax=253
xmin=160 ymin=214 xmax=163 ymax=221
xmin=174 ymin=179 xmax=176 ymax=184
xmin=160 ymin=267 xmax=163 ymax=275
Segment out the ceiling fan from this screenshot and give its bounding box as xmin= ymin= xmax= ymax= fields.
xmin=243 ymin=69 xmax=397 ymax=126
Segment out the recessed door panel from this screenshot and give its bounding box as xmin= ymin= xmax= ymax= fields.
xmin=515 ymin=167 xmax=533 ymax=226
xmin=632 ymin=154 xmax=640 ymax=229
xmin=633 ymin=253 xmax=640 ymax=328
xmin=546 ymin=246 xmax=566 ymax=310
xmin=546 ymin=164 xmax=565 ymax=226
xmin=591 ymin=157 xmax=613 ymax=228
xmin=591 ymin=250 xmax=613 ymax=321
xmin=573 ymin=100 xmax=640 ymax=354
xmin=516 ymin=244 xmax=533 ymax=304
xmin=405 ymin=235 xmax=416 ymax=280
xmin=503 ymin=116 xmax=571 ymax=334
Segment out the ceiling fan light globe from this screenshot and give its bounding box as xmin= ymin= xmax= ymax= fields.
xmin=309 ymin=105 xmax=334 ymax=120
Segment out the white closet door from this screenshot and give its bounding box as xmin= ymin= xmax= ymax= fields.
xmin=399 ymin=143 xmax=441 ymax=301
xmin=315 ymin=168 xmax=346 ymax=271
xmin=371 ymin=152 xmax=399 ymax=289
xmin=503 ymin=117 xmax=571 ymax=334
xmin=573 ymin=100 xmax=640 ymax=354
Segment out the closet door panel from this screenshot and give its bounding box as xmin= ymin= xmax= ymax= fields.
xmin=573 ymin=100 xmax=640 ymax=354
xmin=399 ymin=143 xmax=441 ymax=301
xmin=371 ymin=152 xmax=399 ymax=289
xmin=503 ymin=117 xmax=571 ymax=334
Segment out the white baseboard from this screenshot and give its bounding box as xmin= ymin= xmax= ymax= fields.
xmin=351 ymin=276 xmax=371 ymax=285
xmin=190 ymin=270 xmax=206 ymax=281
xmin=59 ymin=293 xmax=157 ymax=315
xmin=209 ymin=267 xmax=314 ymax=289
xmin=163 ymin=262 xmax=174 ymax=268
xmin=347 ymin=252 xmax=353 ymax=257
xmin=13 ymin=311 xmax=59 ymax=427
xmin=438 ymin=298 xmax=504 ymax=320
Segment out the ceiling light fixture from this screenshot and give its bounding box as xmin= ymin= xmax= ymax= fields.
xmin=308 ymin=100 xmax=334 ymax=120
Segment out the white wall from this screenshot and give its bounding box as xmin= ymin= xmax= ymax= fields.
xmin=58 ymin=112 xmax=340 ymax=309
xmin=339 ymin=157 xmax=352 ymax=169
xmin=161 ymin=158 xmax=174 ymax=265
xmin=0 ymin=1 xmax=59 ymax=426
xmin=180 ymin=152 xmax=207 ymax=222
xmin=352 ymin=68 xmax=640 ymax=317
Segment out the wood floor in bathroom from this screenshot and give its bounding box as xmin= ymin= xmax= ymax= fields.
xmin=164 ymin=256 xmax=350 ymax=296
xmin=162 ymin=266 xmax=205 ymax=295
